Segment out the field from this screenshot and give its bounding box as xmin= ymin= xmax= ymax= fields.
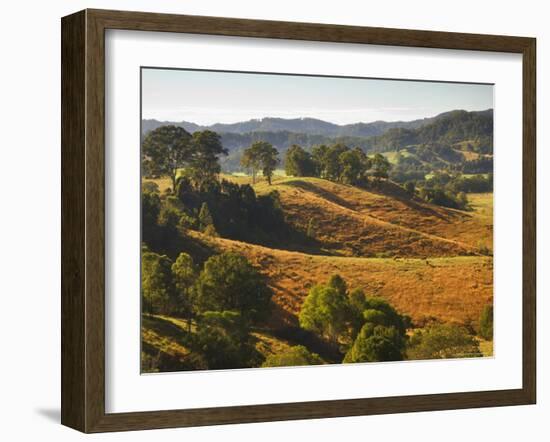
xmin=145 ymin=174 xmax=493 ymax=332
xmin=225 ymin=175 xmax=493 ymax=255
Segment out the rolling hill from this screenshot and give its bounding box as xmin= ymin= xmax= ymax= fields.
xmin=143 ymin=174 xmax=493 ymax=330
xmin=222 ymin=175 xmax=492 ymax=256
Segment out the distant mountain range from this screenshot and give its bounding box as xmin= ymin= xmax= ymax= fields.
xmin=142 ymin=109 xmax=493 ymax=171
xmin=142 ymin=110 xmax=489 ymax=139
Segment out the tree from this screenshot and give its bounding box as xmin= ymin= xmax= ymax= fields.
xmin=338 ymin=148 xmax=370 ymax=184
xmin=171 ymin=252 xmax=196 ymax=329
xmin=324 ymin=144 xmax=348 ymax=182
xmin=344 ymin=323 xmax=405 ymax=363
xmin=141 ymin=251 xmax=174 ymax=314
xmin=262 ymin=345 xmax=324 ymax=367
xmin=194 ymin=253 xmax=272 ymax=322
xmin=194 ymin=311 xmax=263 ymax=369
xmin=198 ymin=202 xmax=214 ymax=232
xmin=189 ymin=130 xmax=228 ymax=189
xmin=259 ymin=142 xmax=279 ymax=185
xmin=370 ymin=153 xmax=391 ymax=182
xmin=141 ymin=186 xmax=161 ymax=247
xmin=299 ymin=284 xmax=351 ymax=344
xmin=343 ymin=291 xmax=409 ymax=362
xmin=311 ymin=144 xmax=329 ymax=177
xmin=240 ymin=144 xmax=262 ymax=184
xmin=479 ymin=304 xmax=493 ymax=340
xmin=241 ymin=141 xmax=279 ymax=184
xmin=142 ymin=125 xmax=192 ymax=192
xmin=285 ymin=144 xmax=316 ymax=177
xmin=328 ymin=274 xmax=347 ymax=297
xmin=407 ymin=324 xmax=482 ymax=360
xmin=360 ymin=297 xmax=410 ymax=335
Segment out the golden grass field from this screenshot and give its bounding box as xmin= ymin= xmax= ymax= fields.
xmin=191 ymin=231 xmax=492 ymax=329
xmin=175 ymin=175 xmax=494 ymax=329
xmin=224 ymin=175 xmax=493 ymax=256
xmin=144 ymin=174 xmax=494 ymax=358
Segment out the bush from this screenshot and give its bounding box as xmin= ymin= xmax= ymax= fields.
xmin=194 ymin=311 xmax=263 ymax=369
xmin=344 ymin=323 xmax=404 ymax=363
xmin=407 ymin=324 xmax=482 ymax=360
xmin=262 ymin=345 xmax=324 ymax=367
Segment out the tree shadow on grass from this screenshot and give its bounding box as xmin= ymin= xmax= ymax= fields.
xmin=271 ymin=326 xmax=343 ymax=364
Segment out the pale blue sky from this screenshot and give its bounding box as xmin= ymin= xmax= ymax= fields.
xmin=142 ymin=68 xmax=493 ymax=125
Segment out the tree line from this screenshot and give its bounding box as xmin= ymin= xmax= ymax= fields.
xmin=142 ymin=126 xmax=228 ymax=193
xmin=284 ymin=143 xmax=391 ymax=186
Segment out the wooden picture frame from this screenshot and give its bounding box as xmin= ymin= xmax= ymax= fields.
xmin=61 ymin=8 xmax=536 ymax=433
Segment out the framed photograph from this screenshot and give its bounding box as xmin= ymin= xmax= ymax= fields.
xmin=61 ymin=9 xmax=536 ymax=433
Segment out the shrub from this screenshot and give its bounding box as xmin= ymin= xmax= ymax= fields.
xmin=344 ymin=323 xmax=404 ymax=363
xmin=262 ymin=345 xmax=323 ymax=368
xmin=194 ymin=311 xmax=263 ymax=369
xmin=407 ymin=324 xmax=482 ymax=360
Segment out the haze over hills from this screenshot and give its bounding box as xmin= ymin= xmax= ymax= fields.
xmin=143 ymin=114 xmax=434 ymax=138
xmin=142 ymin=109 xmax=492 ymax=139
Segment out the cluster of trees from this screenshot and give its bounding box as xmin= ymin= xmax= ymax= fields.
xmin=297 ymin=274 xmax=491 ymax=363
xmin=284 ymin=143 xmax=391 ymax=186
xmin=240 ymin=141 xmax=279 ymax=184
xmin=410 ymin=171 xmax=493 ymax=210
xmin=298 ymin=275 xmax=410 ymax=362
xmin=407 ymin=303 xmax=492 ymax=360
xmin=142 ymin=249 xmax=273 ymax=370
xmin=262 ymin=345 xmax=323 ymax=368
xmin=407 ymin=323 xmax=482 ymax=360
xmin=143 ymin=178 xmax=300 ymax=254
xmin=142 ymin=125 xmax=309 ymax=250
xmin=142 ymin=126 xmax=228 ymax=192
xmin=417 ymin=184 xmax=469 ymax=210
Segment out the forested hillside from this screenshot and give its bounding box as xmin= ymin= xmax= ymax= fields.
xmin=142 ymin=109 xmax=493 ymax=172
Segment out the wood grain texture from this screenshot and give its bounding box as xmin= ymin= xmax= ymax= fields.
xmin=61 ymin=8 xmax=537 ymax=433
xmin=61 ymin=10 xmax=86 ymax=432
xmin=522 ymin=38 xmax=537 ymax=403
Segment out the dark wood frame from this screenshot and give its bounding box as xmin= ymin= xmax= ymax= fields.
xmin=61 ymin=8 xmax=536 ymax=433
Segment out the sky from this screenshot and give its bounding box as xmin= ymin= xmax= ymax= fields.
xmin=141 ymin=68 xmax=493 ymax=126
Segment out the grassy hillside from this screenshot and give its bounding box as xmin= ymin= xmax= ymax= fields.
xmin=141 ymin=313 xmax=330 ymax=372
xmin=223 ymin=175 xmax=492 ymax=256
xmin=189 ymin=231 xmax=492 ymax=329
xmin=143 ymin=173 xmax=493 ymax=368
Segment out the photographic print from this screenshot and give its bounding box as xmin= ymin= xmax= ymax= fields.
xmin=140 ymin=68 xmax=494 ymax=373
